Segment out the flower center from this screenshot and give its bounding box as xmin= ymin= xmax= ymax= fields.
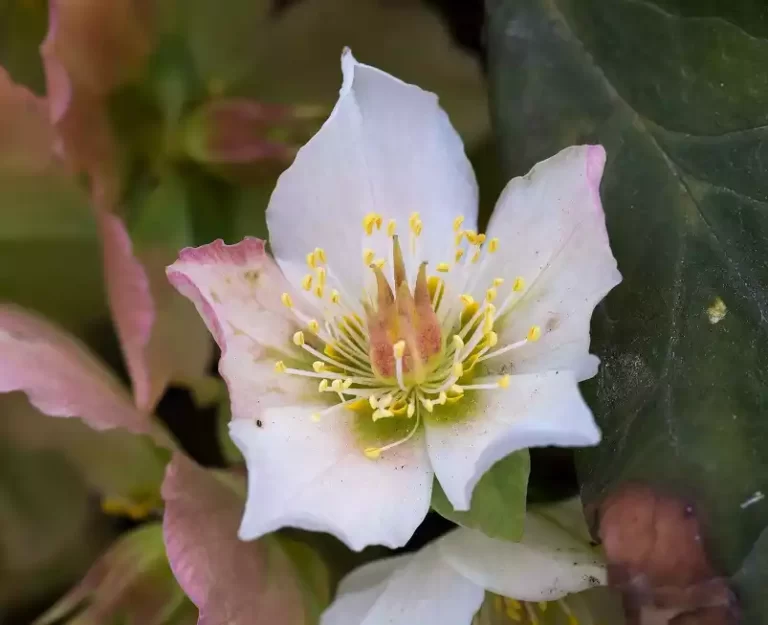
xmin=274 ymin=212 xmax=541 ymax=459
xmin=474 ymin=594 xmax=582 ymax=625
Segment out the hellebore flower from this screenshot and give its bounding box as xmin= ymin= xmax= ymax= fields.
xmin=168 ymin=49 xmax=621 ymax=550
xmin=321 ymin=500 xmax=624 ymax=625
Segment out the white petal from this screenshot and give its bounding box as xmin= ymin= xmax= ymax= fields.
xmin=267 ymin=48 xmax=478 ymax=297
xmin=439 ymin=520 xmax=606 ymax=602
xmin=321 ymin=544 xmax=484 ymax=625
xmin=425 ymin=371 xmax=599 ymax=511
xmin=484 ymin=145 xmax=621 ymax=380
xmin=230 ymin=404 xmax=433 ymax=552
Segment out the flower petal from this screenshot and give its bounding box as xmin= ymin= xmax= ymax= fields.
xmin=439 ymin=517 xmax=606 ymax=602
xmin=162 ymin=454 xmax=307 ymax=625
xmin=321 ymin=545 xmax=484 ymax=625
xmin=0 ymin=304 xmax=166 ymax=441
xmin=267 ymin=48 xmax=478 ymax=296
xmin=425 ymin=371 xmax=599 ymax=511
xmin=230 ymin=403 xmax=433 ymax=551
xmin=484 ymin=145 xmax=621 ymax=381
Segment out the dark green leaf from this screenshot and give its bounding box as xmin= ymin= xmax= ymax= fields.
xmin=431 ymin=450 xmax=530 ymax=542
xmin=486 ymin=0 xmax=768 ymax=615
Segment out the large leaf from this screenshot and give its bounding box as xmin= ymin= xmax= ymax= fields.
xmin=431 ymin=450 xmax=530 ymax=542
xmin=486 ymin=0 xmax=768 ymax=618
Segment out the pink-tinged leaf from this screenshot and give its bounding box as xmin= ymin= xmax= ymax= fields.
xmin=98 ymin=212 xmax=212 ymax=412
xmin=0 ymin=67 xmax=55 ymax=173
xmin=162 ymin=454 xmax=308 ymax=625
xmin=0 ymin=303 xmax=169 ymax=444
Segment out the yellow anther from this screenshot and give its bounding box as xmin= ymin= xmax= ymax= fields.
xmin=453 ymin=215 xmax=464 ymax=231
xmin=438 ymin=391 xmax=447 ymax=405
xmin=364 ymin=447 xmax=381 ymax=459
xmin=527 ymin=325 xmax=542 ymax=342
xmin=363 ymin=213 xmax=382 ymax=235
xmin=452 ymin=335 xmax=465 ymax=350
xmin=330 ymin=289 xmax=341 ymax=304
xmin=343 ymin=379 xmax=353 ymax=390
xmin=452 ymin=362 xmax=464 ymax=378
xmin=372 ymin=408 xmax=394 ymax=421
xmin=488 ymin=237 xmax=499 ymax=253
xmin=314 ymin=285 xmax=324 ymax=298
xmin=379 ymin=394 xmax=393 ymax=408
xmin=407 ymin=401 xmax=416 ymax=418
xmin=483 ymin=307 xmax=496 ymax=334
xmin=476 ymin=233 xmax=486 ymax=244
xmin=460 ymin=294 xmax=475 ymax=307
xmin=306 ymin=252 xmax=316 ymax=269
xmin=318 ymin=379 xmax=329 ymax=392
xmin=471 ymin=250 xmax=481 ymax=264
xmin=454 ymin=231 xmax=464 ymax=246
xmin=486 ymin=287 xmax=497 ymax=303
xmin=274 ymin=361 xmax=287 ymax=373
xmin=498 ymin=375 xmax=511 ymax=389
xmin=450 ymin=384 xmax=464 ymax=395
xmin=513 ymin=276 xmax=526 ymax=292
xmin=363 ymin=248 xmax=374 ymax=266
xmin=330 ymin=379 xmax=343 ymax=392
xmin=310 ymin=413 xmax=321 ymax=422
xmin=493 ymin=277 xmax=504 ymax=287
xmin=488 ymin=331 xmax=499 ymax=347
xmin=387 ymin=219 xmax=397 ymax=237
xmin=316 ymin=266 xmax=327 ymax=286
xmin=408 ymin=212 xmax=421 ymax=230
xmin=301 ymin=274 xmax=313 ymax=291
xmin=422 ymin=399 xmax=434 ymax=413
xmin=436 ymin=262 xmax=451 ymax=273
xmin=372 ymin=258 xmax=386 ymax=269
xmin=312 ymin=361 xmax=325 ymax=373
xmin=369 ymin=395 xmax=378 ymax=409
xmin=307 ymin=319 xmax=320 ymax=333
xmin=538 ymin=602 xmax=548 ymax=612
xmin=393 ymin=340 xmax=406 ymax=359
xmin=293 ymin=331 xmax=305 ymax=346
xmin=455 ymin=248 xmax=465 ymax=262
xmin=314 ymin=247 xmax=327 ymax=264
xmin=465 ymin=230 xmax=479 ymax=245
xmin=281 ymin=293 xmax=293 ymax=308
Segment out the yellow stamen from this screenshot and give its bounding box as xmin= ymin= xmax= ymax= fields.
xmin=513 ymin=276 xmax=526 ymax=292
xmin=465 ymin=230 xmax=479 ymax=245
xmin=450 ymin=384 xmax=463 ymax=394
xmin=387 ymin=219 xmax=397 ymax=237
xmin=293 ymin=331 xmax=305 ymax=346
xmin=409 ymin=212 xmax=422 ymax=235
xmin=488 ymin=331 xmax=499 ymax=347
xmin=274 ymin=361 xmax=286 ymax=373
xmin=455 ymin=248 xmax=465 ymax=262
xmin=363 ymin=213 xmax=382 ymax=235
xmin=316 ymin=266 xmax=327 ymax=287
xmin=488 ymin=237 xmax=499 ymax=252
xmin=312 ymin=361 xmax=325 ymax=372
xmin=452 ymin=335 xmax=464 ymax=350
xmin=363 ymin=248 xmax=375 ymax=265
xmin=436 ymin=262 xmax=450 ymax=273
xmin=281 ymin=293 xmax=293 ymax=308
xmin=301 ymin=274 xmax=313 ymax=291
xmin=393 ymin=340 xmax=406 ymax=359
xmin=372 ymin=258 xmax=386 ymax=269
xmin=460 ymin=294 xmax=475 ymax=307
xmin=318 ymin=379 xmax=329 ymax=392
xmin=406 ymin=401 xmax=416 ymax=418
xmin=454 ymin=231 xmax=464 ymax=246
xmin=493 ymin=277 xmax=504 ymax=287
xmin=486 ymin=287 xmax=497 ymax=303
xmin=314 ymin=285 xmax=324 ymax=298
xmin=306 ymin=252 xmax=316 ymax=269
xmin=452 ymin=362 xmax=464 ymax=377
xmin=307 ymin=319 xmax=320 ymax=333
xmin=364 ymin=447 xmax=381 ymax=459
xmin=453 ymin=216 xmax=464 ymax=231
xmin=527 ymin=325 xmax=542 ymax=342
xmin=330 ymin=289 xmax=340 ymax=304
xmin=314 ymin=247 xmax=327 ymax=264
xmin=471 ymin=250 xmax=481 ymax=263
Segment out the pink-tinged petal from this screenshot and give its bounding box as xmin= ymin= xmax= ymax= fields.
xmin=230 ymin=399 xmax=433 ymax=551
xmin=0 ymin=67 xmax=55 ymax=173
xmin=425 ymin=371 xmax=599 ymax=511
xmin=484 ymin=145 xmax=622 ymax=381
xmin=40 ymin=0 xmax=151 ymax=204
xmin=99 ymin=213 xmax=212 ymax=411
xmin=0 ymin=304 xmax=166 ymax=441
xmin=162 ymin=454 xmax=307 ymax=625
xmin=266 ymin=48 xmax=478 ymax=297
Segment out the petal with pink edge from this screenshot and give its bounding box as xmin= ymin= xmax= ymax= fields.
xmin=162 ymin=454 xmax=308 ymax=625
xmin=483 ymin=145 xmax=621 ymax=381
xmin=425 ymin=371 xmax=599 ymax=511
xmin=0 ymin=304 xmax=168 ymax=444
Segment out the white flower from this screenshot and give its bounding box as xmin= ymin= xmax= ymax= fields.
xmin=167 ymin=49 xmax=621 ymax=551
xmin=321 ymin=499 xmax=624 ymax=625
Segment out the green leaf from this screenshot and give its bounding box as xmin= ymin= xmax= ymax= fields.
xmin=128 ymin=173 xmax=193 ymax=252
xmin=734 ymin=525 xmax=768 ymax=624
xmin=486 ymin=0 xmax=768 ymax=613
xmin=431 ymin=450 xmax=530 ymax=542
